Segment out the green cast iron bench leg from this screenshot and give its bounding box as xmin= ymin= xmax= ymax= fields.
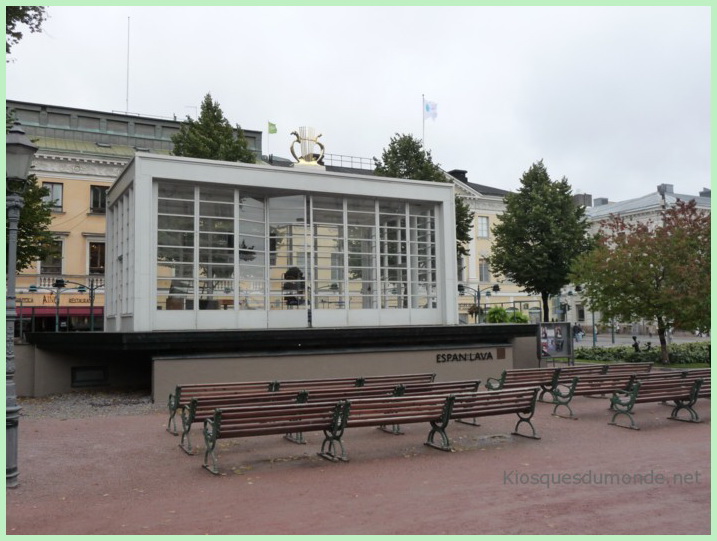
xmin=512 ymin=390 xmax=541 ymax=439
xmin=425 ymin=395 xmax=456 ymax=451
xmin=317 ymin=402 xmax=351 ymax=462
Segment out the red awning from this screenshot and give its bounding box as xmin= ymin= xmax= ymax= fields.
xmin=16 ymin=307 xmax=104 ymax=317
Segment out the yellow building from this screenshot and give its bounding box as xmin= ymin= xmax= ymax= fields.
xmin=450 ymin=169 xmax=542 ymax=323
xmin=7 ymin=100 xmax=263 ymax=333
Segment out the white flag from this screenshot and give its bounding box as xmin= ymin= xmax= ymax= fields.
xmin=423 ymin=100 xmax=438 ymax=120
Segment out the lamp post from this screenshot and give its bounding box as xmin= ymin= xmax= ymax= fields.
xmin=458 ymin=284 xmax=500 ymax=323
xmin=6 ymin=122 xmax=39 ymax=488
xmin=30 ymin=278 xmax=103 ymax=332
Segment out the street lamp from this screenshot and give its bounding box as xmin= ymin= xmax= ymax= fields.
xmin=57 ymin=279 xmax=103 ymax=331
xmin=29 ymin=278 xmax=104 ymax=332
xmin=6 ymin=122 xmax=39 ymax=488
xmin=458 ymin=284 xmax=500 ymax=323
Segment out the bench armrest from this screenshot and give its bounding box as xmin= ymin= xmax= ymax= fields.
xmin=485 ymin=372 xmax=506 ymax=390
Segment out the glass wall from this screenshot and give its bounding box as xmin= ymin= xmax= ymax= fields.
xmin=155 ymin=181 xmax=438 ymax=318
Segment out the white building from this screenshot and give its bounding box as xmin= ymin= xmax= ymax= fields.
xmin=105 ymin=154 xmax=459 ymax=332
xmin=586 ymin=183 xmax=711 ymax=231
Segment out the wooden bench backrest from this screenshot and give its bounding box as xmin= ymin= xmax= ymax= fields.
xmin=603 ymin=362 xmax=653 ymax=374
xmin=630 ymin=377 xmax=703 ymax=402
xmin=569 ymin=373 xmax=633 ymax=391
xmin=503 ymin=368 xmax=557 ymax=383
xmin=344 ymin=394 xmax=451 ymax=428
xmin=213 ymin=401 xmax=346 ymax=439
xmin=175 ymin=373 xmax=435 ymax=404
xmin=189 ymin=381 xmax=481 ymax=421
xmin=450 ymin=387 xmax=538 ymax=420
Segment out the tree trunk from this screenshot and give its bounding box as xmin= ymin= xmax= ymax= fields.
xmin=541 ymin=291 xmax=550 ymax=322
xmin=656 ymin=316 xmax=670 ymax=364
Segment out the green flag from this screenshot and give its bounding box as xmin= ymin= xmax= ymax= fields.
xmin=268 ymin=122 xmax=277 ymax=134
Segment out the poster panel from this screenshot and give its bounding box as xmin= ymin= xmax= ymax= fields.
xmin=538 ymin=322 xmax=574 ymax=365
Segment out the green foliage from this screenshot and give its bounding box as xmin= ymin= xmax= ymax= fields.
xmin=6 ymin=175 xmax=57 ymax=271
xmin=171 ymin=93 xmax=255 ymax=163
xmin=490 ymin=160 xmax=593 ymax=321
xmin=575 ymin=341 xmax=710 ymax=365
xmin=486 ymin=306 xmax=509 ymax=323
xmin=571 ymin=199 xmax=710 ymax=363
xmin=453 ymin=195 xmax=474 ymax=257
xmin=508 ymin=311 xmax=529 ymax=323
xmin=373 ymin=133 xmax=474 ymax=257
xmin=6 ymin=6 xmax=47 ymax=56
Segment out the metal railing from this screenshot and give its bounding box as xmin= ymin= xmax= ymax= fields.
xmin=323 ymin=154 xmax=374 ymax=171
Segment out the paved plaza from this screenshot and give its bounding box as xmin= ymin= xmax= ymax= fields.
xmin=6 ymin=386 xmax=710 ymax=535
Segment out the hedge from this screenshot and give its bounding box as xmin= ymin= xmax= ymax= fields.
xmin=574 ymin=341 xmax=711 ymax=365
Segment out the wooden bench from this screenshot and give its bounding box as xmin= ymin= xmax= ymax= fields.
xmin=602 ymin=362 xmax=653 ymax=375
xmin=201 ymin=386 xmax=539 ymax=473
xmin=167 ymin=372 xmax=436 ymax=434
xmin=485 ymin=367 xmax=559 ymax=394
xmin=320 ymin=387 xmax=541 ymax=462
xmin=486 ymin=365 xmax=604 ymax=401
xmin=551 ymin=368 xmax=710 ymax=419
xmin=202 ymin=400 xmax=349 ymax=474
xmin=609 ymin=377 xmax=705 ymax=429
xmin=179 ymin=380 xmax=480 ymax=453
xmin=549 ymin=374 xmax=636 ymax=418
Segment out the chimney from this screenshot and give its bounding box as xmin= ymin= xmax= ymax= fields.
xmin=593 ymin=197 xmax=609 ymax=206
xmin=699 ymin=188 xmax=711 ymax=198
xmin=572 ymin=193 xmax=592 ymax=207
xmin=448 ymin=169 xmax=468 ymax=183
xmin=657 ymin=183 xmax=674 ymax=195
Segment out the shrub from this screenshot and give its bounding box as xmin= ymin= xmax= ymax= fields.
xmin=508 ymin=311 xmax=529 ymax=323
xmin=575 ymin=342 xmax=710 ymax=365
xmin=486 ymin=306 xmax=509 ymax=323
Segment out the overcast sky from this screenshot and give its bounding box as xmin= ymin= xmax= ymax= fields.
xmin=6 ymin=5 xmax=711 ymax=201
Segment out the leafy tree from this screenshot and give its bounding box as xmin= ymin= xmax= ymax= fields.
xmin=6 ymin=174 xmax=57 ymax=271
xmin=490 ymin=160 xmax=593 ymax=321
xmin=5 ymin=114 xmax=57 ymax=271
xmin=373 ymin=133 xmax=474 ymax=257
xmin=171 ymin=93 xmax=255 ymax=163
xmin=6 ymin=6 xmax=47 ymax=56
xmin=571 ymin=199 xmax=710 ymax=363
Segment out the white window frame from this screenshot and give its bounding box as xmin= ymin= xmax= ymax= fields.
xmin=476 ymin=216 xmax=489 ymax=238
xmin=43 ymin=182 xmax=64 ymax=212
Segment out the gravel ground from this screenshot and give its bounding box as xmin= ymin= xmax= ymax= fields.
xmin=18 ymin=389 xmax=163 ymax=419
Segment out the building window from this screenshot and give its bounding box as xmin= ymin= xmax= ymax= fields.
xmin=41 ymin=240 xmax=63 ymax=275
xmin=478 ymin=258 xmax=491 ymax=283
xmin=89 ymin=242 xmax=105 ymax=274
xmin=576 ymin=303 xmax=586 ymax=322
xmin=43 ymin=182 xmax=64 ymax=211
xmin=90 ymin=186 xmax=108 ymax=213
xmin=477 ymin=216 xmax=489 ymax=238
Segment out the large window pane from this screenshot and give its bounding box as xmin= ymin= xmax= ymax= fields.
xmin=158 ymin=231 xmax=194 ymax=247
xmin=159 ymin=199 xmax=194 ymax=215
xmin=158 ymin=215 xmax=194 ymax=230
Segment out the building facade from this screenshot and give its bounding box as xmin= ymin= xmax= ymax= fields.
xmin=6 ymin=100 xmax=262 ymax=334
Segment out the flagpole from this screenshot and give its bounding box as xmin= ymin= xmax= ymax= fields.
xmin=267 ymin=121 xmax=271 ymax=159
xmin=422 ymin=94 xmax=425 ymax=145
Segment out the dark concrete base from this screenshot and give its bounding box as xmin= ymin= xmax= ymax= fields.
xmin=23 ymin=325 xmax=540 ymax=400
